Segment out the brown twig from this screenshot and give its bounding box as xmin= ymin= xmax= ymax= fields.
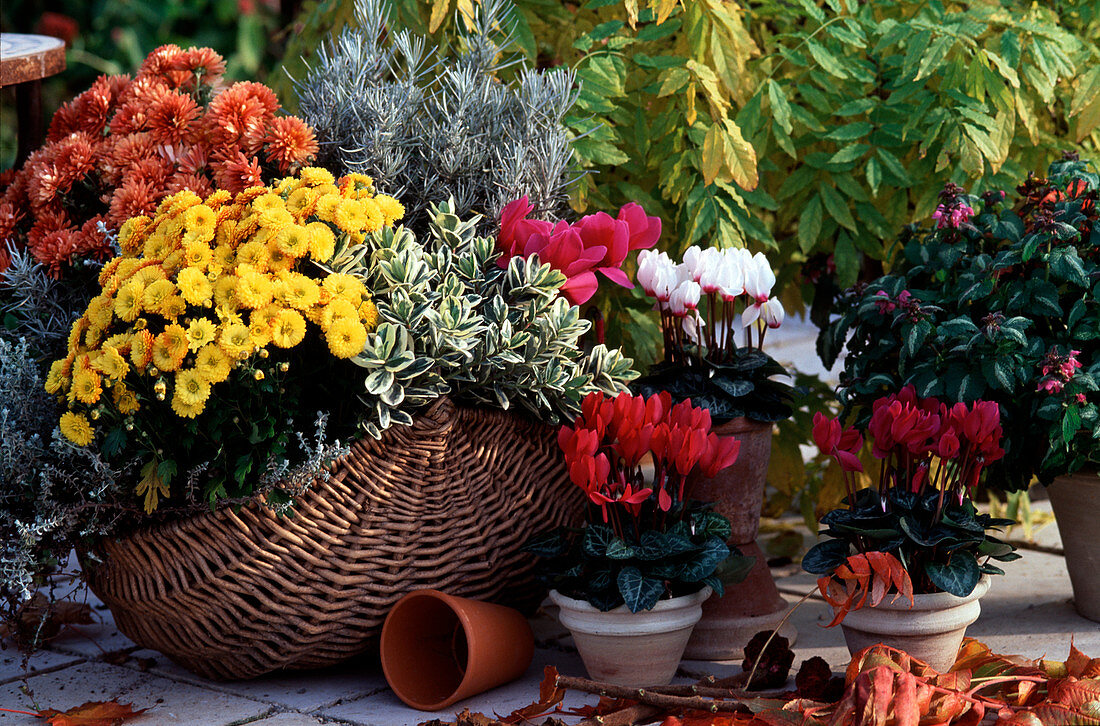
xmin=555 ymin=674 xmax=749 ymax=714
xmin=576 ymin=703 xmax=662 ymax=726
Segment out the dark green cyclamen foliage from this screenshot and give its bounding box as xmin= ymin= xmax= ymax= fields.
xmin=802 ymin=488 xmax=1019 ymax=598
xmin=525 ymin=502 xmax=751 ymax=613
xmin=819 ymin=157 xmax=1100 ymax=490
xmin=632 ymin=347 xmax=794 ymax=425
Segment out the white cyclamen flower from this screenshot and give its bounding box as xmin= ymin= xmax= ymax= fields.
xmin=681 ymin=246 xmax=705 ymax=283
xmin=743 ymin=252 xmax=776 ymax=303
xmin=760 ymin=297 xmax=785 ymax=329
xmin=668 ymin=280 xmax=701 ymax=317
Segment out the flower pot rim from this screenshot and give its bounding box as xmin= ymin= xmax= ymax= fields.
xmin=549 ymin=586 xmax=713 ymax=615
xmin=861 ymin=574 xmax=992 ymax=613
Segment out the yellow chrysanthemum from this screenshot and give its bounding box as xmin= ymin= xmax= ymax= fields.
xmin=374 ymin=194 xmax=405 ymax=226
xmin=344 ymin=172 xmax=374 ymax=193
xmin=300 ymin=167 xmax=335 ymax=187
xmin=183 ymin=240 xmax=213 ymax=271
xmin=92 ymin=346 xmax=129 ymax=381
xmin=276 ymin=224 xmax=310 ymax=258
xmin=321 ymin=297 xmax=358 ymax=330
xmin=142 ymin=279 xmax=176 ymax=314
xmin=44 ymin=359 xmax=67 ymax=394
xmin=194 ymin=343 xmax=232 ymax=383
xmin=182 ymin=204 xmax=216 ymax=244
xmin=278 ymin=271 xmax=321 ymax=311
xmin=165 ymin=189 xmax=202 ymax=216
xmin=59 ymin=411 xmax=94 ymax=446
xmin=170 ymin=389 xmax=205 ymax=418
xmin=174 ymin=368 xmax=212 ymax=406
xmin=130 ymin=329 xmax=155 ymax=369
xmin=215 ymin=220 xmax=237 ymax=248
xmin=143 ymin=232 xmax=174 ymax=261
xmin=270 ymin=309 xmax=307 ymax=348
xmin=113 ymin=384 xmax=140 ymax=415
xmin=177 ymin=266 xmax=214 ymax=306
xmin=159 ymin=294 xmax=187 ymax=319
xmin=325 ymin=318 xmax=367 ymax=358
xmin=66 ymin=318 xmax=86 ymax=350
xmin=114 ymin=280 xmax=145 ymax=322
xmin=248 ymin=315 xmax=273 ymax=347
xmin=236 ymin=267 xmax=274 ymax=309
xmin=314 ymin=193 xmax=342 ymax=223
xmin=358 ymin=299 xmax=379 ymax=330
xmin=118 ymin=216 xmax=151 ymax=254
xmin=322 ymin=273 xmax=366 ymax=303
xmin=219 ymin=322 xmax=253 ymax=359
xmin=186 ymin=317 xmax=218 ymax=351
xmin=252 ymin=193 xmax=283 ymax=215
xmin=213 ymin=275 xmax=239 ymax=310
xmin=153 ymin=323 xmax=189 ymax=371
xmin=266 ymin=239 xmax=295 ymax=272
xmin=235 ymin=239 xmax=269 ymax=270
xmin=305 ymin=222 xmax=336 ymax=262
xmin=259 ymin=207 xmax=294 ymax=230
xmin=286 ymin=187 xmax=317 ymax=218
xmin=359 ymin=198 xmax=385 ymax=233
xmin=205 ymin=190 xmax=232 ymax=209
xmin=333 ymin=199 xmax=367 ymax=234
xmin=104 ymin=333 xmax=131 ymax=352
xmin=71 ymin=369 xmax=102 ymax=404
xmin=135 ymin=264 xmax=167 ymax=286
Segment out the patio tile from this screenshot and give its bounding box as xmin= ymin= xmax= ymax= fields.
xmin=0 ymin=648 xmax=84 ymax=685
xmin=249 ymin=714 xmax=329 ymax=725
xmin=0 ymin=661 xmax=271 ymax=725
xmin=124 ymin=649 xmax=382 ymax=712
xmin=319 ymin=646 xmax=591 ymax=726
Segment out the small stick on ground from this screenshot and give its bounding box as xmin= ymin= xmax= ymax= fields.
xmin=556 ymin=674 xmax=749 ymax=714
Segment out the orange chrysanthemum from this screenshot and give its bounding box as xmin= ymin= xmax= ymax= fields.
xmin=108 ymin=178 xmax=161 ymax=227
xmin=212 ymin=151 xmax=264 ymax=195
xmin=264 ymin=116 xmax=318 ymax=173
xmin=147 ymin=91 xmax=201 ymax=147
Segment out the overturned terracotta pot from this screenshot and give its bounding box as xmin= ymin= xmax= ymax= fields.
xmin=381 ymin=589 xmax=534 ymax=711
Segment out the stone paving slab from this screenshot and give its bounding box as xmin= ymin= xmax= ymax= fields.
xmin=250 ymin=713 xmax=330 ymax=725
xmin=0 ymin=661 xmax=273 ymax=725
xmin=0 ymin=648 xmax=84 ymax=686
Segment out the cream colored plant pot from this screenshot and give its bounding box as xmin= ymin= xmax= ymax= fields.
xmin=1047 ymin=471 xmax=1100 ymax=623
xmin=839 ymin=576 xmax=991 ymax=673
xmin=549 ymin=587 xmax=711 ymax=687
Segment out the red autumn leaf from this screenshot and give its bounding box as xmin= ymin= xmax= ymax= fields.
xmin=499 ymin=666 xmax=566 ymax=723
xmin=37 ymin=700 xmax=146 ymax=726
xmin=819 ymin=553 xmax=914 ymax=628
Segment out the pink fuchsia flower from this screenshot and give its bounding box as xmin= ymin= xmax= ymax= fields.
xmin=931 ymin=202 xmax=975 ymax=229
xmin=1077 ymin=393 xmax=1088 ymax=404
xmin=1059 ymin=351 xmax=1083 ymax=379
xmin=1039 ymin=378 xmax=1065 ymax=394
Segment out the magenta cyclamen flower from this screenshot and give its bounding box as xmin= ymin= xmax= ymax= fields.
xmin=497 ymin=197 xmax=661 ymax=305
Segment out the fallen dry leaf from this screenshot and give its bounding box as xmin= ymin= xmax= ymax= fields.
xmin=37 ymin=700 xmax=147 ymax=726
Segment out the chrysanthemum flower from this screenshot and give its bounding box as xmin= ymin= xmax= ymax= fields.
xmin=323 ymin=273 xmax=366 ymax=302
xmin=358 ymin=299 xmax=379 ymax=330
xmin=278 ymin=271 xmax=321 ymax=310
xmin=32 ymin=229 xmax=80 ymax=276
xmin=154 ymin=323 xmax=189 ymax=370
xmin=219 ymin=322 xmax=252 ymax=359
xmin=186 ymin=317 xmax=218 ymax=350
xmin=236 ymin=266 xmax=274 ymax=309
xmin=305 ymin=222 xmax=336 ymax=262
xmin=143 ymin=279 xmax=177 ymax=312
xmin=325 ymin=318 xmax=367 ymax=358
xmin=109 ymin=178 xmax=161 ymax=227
xmin=264 ymin=116 xmax=318 ymax=174
xmin=130 ymin=329 xmax=156 ymax=368
xmin=333 ymin=199 xmax=368 ymax=235
xmin=60 ymin=411 xmax=95 ymax=446
xmin=177 ymin=266 xmax=214 ymax=306
xmin=213 ymin=275 xmax=240 ymax=310
xmin=72 ymin=368 xmax=103 ymax=404
xmin=113 ymin=384 xmax=141 ymax=415
xmin=177 ymin=46 xmax=226 ymax=82
xmin=212 ymin=151 xmax=263 ymax=194
xmin=170 ymin=389 xmax=205 ymax=418
xmin=276 ymin=224 xmax=310 ymax=258
xmin=45 ymin=359 xmax=68 ymax=394
xmin=300 ymin=167 xmax=335 ymax=187
xmin=374 ymin=195 xmax=405 ymax=226
xmin=92 ymin=346 xmax=130 ymax=381
xmin=175 ymin=368 xmax=211 ymax=406
xmin=321 ymin=298 xmax=358 ymax=331
xmin=167 ymin=172 xmax=214 ymax=199
xmin=270 ymin=308 xmax=306 ymax=348
xmin=194 ymin=343 xmax=232 ymax=383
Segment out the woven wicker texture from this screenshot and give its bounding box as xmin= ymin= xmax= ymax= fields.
xmin=83 ymin=398 xmax=580 ymax=681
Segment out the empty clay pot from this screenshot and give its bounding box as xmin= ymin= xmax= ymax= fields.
xmin=550 ymin=587 xmax=710 ymax=687
xmin=381 ymin=589 xmax=534 ymax=711
xmin=839 ymin=576 xmax=991 ymax=672
xmin=1047 ymin=471 xmax=1100 ymax=622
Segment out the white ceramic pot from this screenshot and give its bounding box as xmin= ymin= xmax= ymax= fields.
xmin=839 ymin=576 xmax=991 ymax=673
xmin=1047 ymin=471 xmax=1100 ymax=623
xmin=549 ymin=587 xmax=711 ymax=687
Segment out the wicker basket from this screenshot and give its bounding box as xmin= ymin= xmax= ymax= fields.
xmin=82 ymin=398 xmax=580 ymax=681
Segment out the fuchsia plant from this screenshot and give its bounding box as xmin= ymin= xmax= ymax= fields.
xmin=496 ymin=197 xmax=661 ymax=304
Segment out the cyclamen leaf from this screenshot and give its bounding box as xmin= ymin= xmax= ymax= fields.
xmin=617 ymin=566 xmax=665 ymax=613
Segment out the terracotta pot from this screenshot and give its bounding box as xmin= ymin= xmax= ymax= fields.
xmin=550 ymin=587 xmax=710 ymax=687
xmin=1047 ymin=471 xmax=1100 ymax=622
xmin=688 ymin=417 xmax=773 ymax=543
xmin=684 ymin=417 xmax=795 ymax=659
xmin=839 ymin=576 xmax=991 ymax=672
xmin=381 ymin=589 xmax=534 ymax=711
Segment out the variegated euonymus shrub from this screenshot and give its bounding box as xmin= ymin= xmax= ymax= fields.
xmin=336 ymin=200 xmax=637 ymax=438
